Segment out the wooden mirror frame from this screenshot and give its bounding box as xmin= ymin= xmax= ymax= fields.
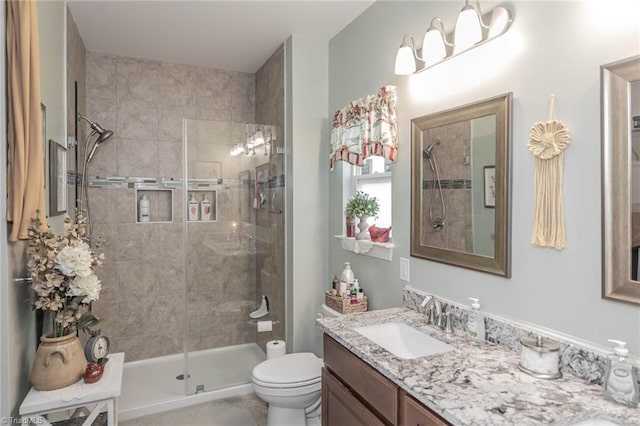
xmin=411 ymin=93 xmax=512 ymax=277
xmin=602 ymin=55 xmax=640 ymax=305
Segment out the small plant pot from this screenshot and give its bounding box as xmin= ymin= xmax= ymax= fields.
xmin=356 ymin=216 xmax=371 ymax=240
xmin=346 ymin=217 xmax=356 ymax=238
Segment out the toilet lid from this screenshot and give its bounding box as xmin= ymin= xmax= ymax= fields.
xmin=253 ymin=353 xmax=322 ymax=385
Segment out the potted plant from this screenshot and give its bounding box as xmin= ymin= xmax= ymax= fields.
xmin=345 ymin=191 xmax=380 ymax=240
xmin=26 ymin=212 xmax=104 ymax=390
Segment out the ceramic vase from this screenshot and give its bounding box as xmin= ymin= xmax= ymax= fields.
xmin=356 ymin=216 xmax=371 ymax=240
xmin=30 ymin=333 xmax=87 ymax=390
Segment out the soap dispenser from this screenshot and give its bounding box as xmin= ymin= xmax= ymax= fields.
xmin=603 ymin=339 xmax=639 ymax=407
xmin=467 ymin=298 xmax=485 ymax=345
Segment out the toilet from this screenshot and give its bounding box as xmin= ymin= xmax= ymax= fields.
xmin=252 ymin=304 xmax=342 ymax=426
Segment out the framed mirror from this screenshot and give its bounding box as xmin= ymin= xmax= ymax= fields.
xmin=602 ymin=55 xmax=640 ymax=305
xmin=411 ymin=93 xmax=512 ymax=277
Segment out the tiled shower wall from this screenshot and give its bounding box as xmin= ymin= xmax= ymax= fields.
xmin=421 ymin=122 xmax=472 ymax=253
xmin=254 ymin=46 xmax=285 ymax=351
xmin=85 ymin=51 xmax=257 ymax=361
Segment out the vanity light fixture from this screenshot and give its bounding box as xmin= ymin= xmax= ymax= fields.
xmin=393 ymin=0 xmax=512 ymax=75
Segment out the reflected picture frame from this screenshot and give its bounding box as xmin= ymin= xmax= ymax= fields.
xmin=484 ymin=166 xmax=496 ymax=208
xmin=49 ymin=139 xmax=67 ymax=216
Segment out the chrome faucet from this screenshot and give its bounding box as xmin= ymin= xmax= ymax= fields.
xmin=420 ymin=295 xmax=444 ymax=329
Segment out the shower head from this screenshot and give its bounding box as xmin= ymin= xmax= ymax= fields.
xmin=96 ymin=129 xmax=114 ymax=144
xmin=79 ymin=114 xmax=114 ymax=143
xmin=79 ymin=114 xmax=114 ymax=163
xmin=423 ymin=140 xmax=440 ymax=160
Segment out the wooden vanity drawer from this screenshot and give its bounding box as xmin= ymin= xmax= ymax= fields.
xmin=323 ymin=334 xmax=398 ymax=424
xmin=322 ymin=368 xmax=386 ymax=426
xmin=399 ymin=391 xmax=449 ymax=426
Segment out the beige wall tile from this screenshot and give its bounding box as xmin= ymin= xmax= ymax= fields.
xmin=116 ymin=56 xmax=159 ymax=105
xmin=117 ymin=100 xmax=159 ymax=141
xmin=117 ymin=138 xmax=159 ymax=177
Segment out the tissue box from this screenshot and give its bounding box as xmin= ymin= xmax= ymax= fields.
xmin=325 ymin=292 xmax=367 ymax=314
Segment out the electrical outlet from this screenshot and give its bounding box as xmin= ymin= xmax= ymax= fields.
xmin=399 ymin=257 xmax=410 ymax=282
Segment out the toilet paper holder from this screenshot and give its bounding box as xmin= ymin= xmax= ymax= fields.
xmin=247 ymin=320 xmax=280 ymax=326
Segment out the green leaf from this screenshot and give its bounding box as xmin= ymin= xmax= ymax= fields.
xmin=77 ymin=312 xmax=100 ymax=333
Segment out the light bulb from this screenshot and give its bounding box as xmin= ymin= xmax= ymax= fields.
xmin=454 ymin=5 xmax=482 ymax=53
xmin=422 ymin=27 xmax=447 ymax=66
xmin=254 ymin=130 xmax=265 ymax=147
xmin=394 ymin=44 xmax=416 ymax=75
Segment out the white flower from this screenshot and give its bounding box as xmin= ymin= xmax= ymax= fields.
xmin=68 ymin=273 xmax=101 ymax=304
xmin=56 ymin=243 xmax=93 ymax=277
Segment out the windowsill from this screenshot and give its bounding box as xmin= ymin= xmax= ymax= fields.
xmin=334 ymin=235 xmax=394 ymax=261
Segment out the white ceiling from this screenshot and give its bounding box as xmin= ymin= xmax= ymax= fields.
xmin=67 ymin=0 xmax=375 ymax=73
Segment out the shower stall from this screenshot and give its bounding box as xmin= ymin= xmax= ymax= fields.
xmin=79 ymin=117 xmax=285 ymax=420
xmin=68 ymin=39 xmax=287 ymax=418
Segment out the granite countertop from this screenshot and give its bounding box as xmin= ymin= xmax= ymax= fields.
xmin=317 ymin=308 xmax=640 ymax=426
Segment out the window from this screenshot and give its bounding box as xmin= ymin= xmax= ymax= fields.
xmin=349 ymin=156 xmax=392 ymax=229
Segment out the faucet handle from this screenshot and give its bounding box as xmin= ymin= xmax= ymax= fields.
xmin=436 ymin=309 xmax=446 ymax=329
xmin=444 ymin=311 xmax=454 ymax=334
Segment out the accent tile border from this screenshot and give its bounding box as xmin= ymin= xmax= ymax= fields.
xmin=422 ymin=179 xmax=471 ymax=189
xmin=402 ymin=286 xmax=637 ymax=386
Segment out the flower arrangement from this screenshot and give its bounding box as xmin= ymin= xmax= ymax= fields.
xmin=27 ymin=213 xmax=104 ymax=337
xmin=345 ymin=191 xmax=380 ymax=219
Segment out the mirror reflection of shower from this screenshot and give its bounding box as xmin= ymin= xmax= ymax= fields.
xmin=423 ymin=140 xmax=446 ymax=231
xmin=78 ymin=114 xmax=114 ymax=242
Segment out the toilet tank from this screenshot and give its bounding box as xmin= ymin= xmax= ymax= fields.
xmin=320 ymin=303 xmax=342 ymax=317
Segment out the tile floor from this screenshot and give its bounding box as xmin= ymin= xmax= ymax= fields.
xmin=53 ymin=394 xmax=267 ymax=426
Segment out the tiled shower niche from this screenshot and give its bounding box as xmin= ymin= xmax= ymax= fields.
xmin=135 ymin=188 xmax=173 ymax=223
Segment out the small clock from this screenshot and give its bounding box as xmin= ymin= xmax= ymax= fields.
xmin=85 ymin=330 xmax=110 ymax=363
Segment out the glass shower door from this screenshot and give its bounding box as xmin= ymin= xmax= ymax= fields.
xmin=183 ymin=119 xmax=267 ymax=394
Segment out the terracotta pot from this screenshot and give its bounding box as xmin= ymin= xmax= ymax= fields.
xmin=30 ymin=333 xmax=87 ymax=391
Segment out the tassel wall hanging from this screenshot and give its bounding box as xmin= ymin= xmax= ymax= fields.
xmin=527 ymin=95 xmax=571 ymax=249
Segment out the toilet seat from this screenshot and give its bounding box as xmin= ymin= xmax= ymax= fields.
xmin=252 ymin=352 xmax=322 ymax=387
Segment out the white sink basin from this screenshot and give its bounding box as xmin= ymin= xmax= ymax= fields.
xmin=353 ymin=321 xmax=454 ymax=359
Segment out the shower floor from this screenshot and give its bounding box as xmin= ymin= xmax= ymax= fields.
xmin=119 ymin=343 xmax=265 ymax=421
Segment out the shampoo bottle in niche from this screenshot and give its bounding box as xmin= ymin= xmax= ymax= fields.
xmin=200 ymin=194 xmax=212 ymax=221
xmin=138 ymin=195 xmax=150 ymax=222
xmin=603 ymin=339 xmax=639 ymax=407
xmin=467 ymin=298 xmax=485 ymax=345
xmin=188 ymin=193 xmax=199 ymax=221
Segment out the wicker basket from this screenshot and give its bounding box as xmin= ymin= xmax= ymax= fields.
xmin=325 ymin=292 xmax=368 ymax=314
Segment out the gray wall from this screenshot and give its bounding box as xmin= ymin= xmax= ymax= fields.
xmin=1 ymin=1 xmax=8 ymax=417
xmin=66 ymin=6 xmax=86 ymax=214
xmin=255 ymin=46 xmax=286 ymax=350
xmin=2 ymin=0 xmax=67 ymax=417
xmin=329 ymin=1 xmax=640 ymax=352
xmin=285 ymin=36 xmax=329 ymax=356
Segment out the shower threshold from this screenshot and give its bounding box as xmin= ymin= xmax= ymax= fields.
xmin=119 ymin=343 xmax=265 ymax=421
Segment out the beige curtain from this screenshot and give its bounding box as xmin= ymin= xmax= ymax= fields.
xmin=6 ymin=0 xmax=48 ymax=241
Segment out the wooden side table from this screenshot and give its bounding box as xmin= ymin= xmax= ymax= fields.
xmin=20 ymin=352 xmax=124 ymax=426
